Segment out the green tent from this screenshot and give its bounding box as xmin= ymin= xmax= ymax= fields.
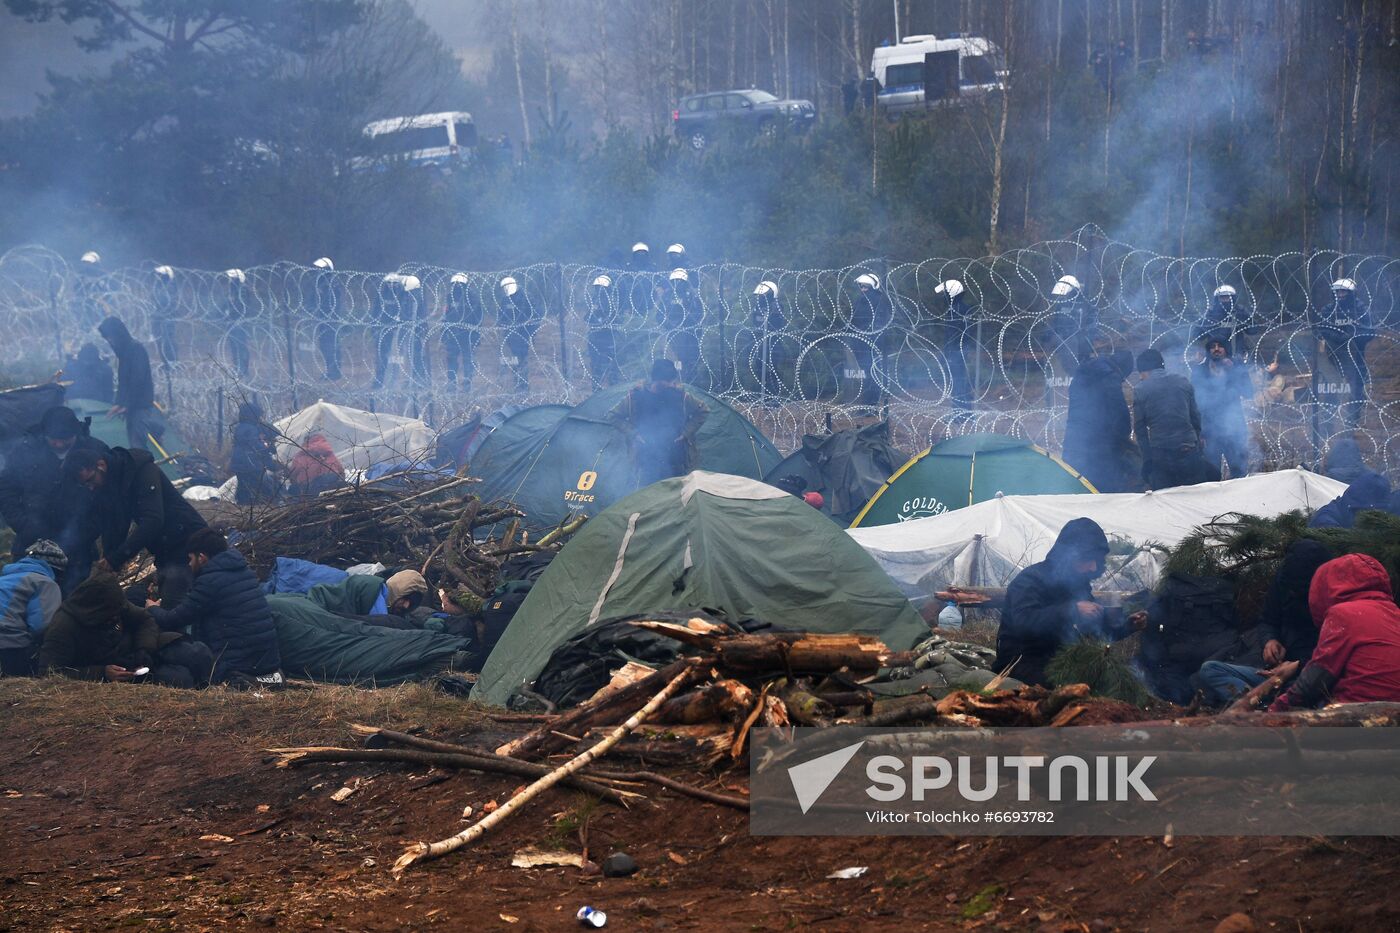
xmin=762 ymin=421 xmax=906 ymax=525
xmin=471 ymin=384 xmax=781 ymax=530
xmin=849 ymin=432 xmax=1096 ymax=528
xmin=67 ymin=397 xmax=191 ymax=480
xmin=472 ymin=471 xmax=926 ymax=706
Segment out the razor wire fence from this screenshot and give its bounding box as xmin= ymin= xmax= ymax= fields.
xmin=1 ymin=225 xmax=1397 ymax=474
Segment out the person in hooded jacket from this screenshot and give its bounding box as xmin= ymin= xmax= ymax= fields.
xmin=38 ymin=572 xmax=206 ymax=687
xmin=1309 ymin=470 xmax=1391 ymax=529
xmin=64 ymin=446 xmax=208 ymax=607
xmin=1270 ymin=554 xmax=1400 ymax=711
xmin=1308 ymin=278 xmax=1373 ymax=424
xmin=1191 ymin=336 xmax=1254 ymax=478
xmin=994 ymin=517 xmax=1146 ymax=687
xmin=1061 ymin=350 xmax=1139 ymax=492
xmin=442 ymin=272 xmax=483 ymax=390
xmin=1190 ymin=285 xmax=1251 ymax=360
xmin=0 ymin=407 xmax=108 ymax=569
xmin=0 ymin=540 xmax=66 ymax=675
xmin=586 ymin=273 xmax=623 ymax=389
xmin=63 ymin=343 xmax=113 ymax=403
xmin=1196 ymin=539 xmax=1332 ymax=705
xmin=144 ymin=528 xmax=281 ymax=685
xmin=229 ymin=401 xmax=282 ymax=506
xmin=287 ymin=433 xmax=345 ymax=498
xmin=98 ymin=316 xmax=164 ymax=451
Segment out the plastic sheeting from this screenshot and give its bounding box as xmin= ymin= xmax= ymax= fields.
xmin=273 ymin=401 xmax=433 ymax=474
xmin=848 ymin=469 xmax=1346 ymax=598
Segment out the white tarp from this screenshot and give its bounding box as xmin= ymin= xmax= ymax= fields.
xmin=848 ymin=469 xmax=1346 ymax=598
xmin=272 ymin=401 xmax=434 ymax=474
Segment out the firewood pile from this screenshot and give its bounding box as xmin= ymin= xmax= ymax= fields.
xmin=223 ymin=473 xmax=585 ymax=607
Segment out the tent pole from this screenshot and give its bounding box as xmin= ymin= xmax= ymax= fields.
xmin=967 ymin=451 xmax=977 ymax=507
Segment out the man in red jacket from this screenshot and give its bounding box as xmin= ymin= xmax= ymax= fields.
xmin=1271 ymin=554 xmax=1400 ymax=711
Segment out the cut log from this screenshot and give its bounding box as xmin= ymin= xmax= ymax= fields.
xmin=777 ymin=681 xmax=837 ymax=725
xmin=629 ymin=621 xmax=891 ymax=674
xmin=654 ymin=680 xmax=755 ymax=725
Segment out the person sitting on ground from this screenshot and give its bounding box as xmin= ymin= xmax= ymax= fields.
xmin=0 ymin=541 xmax=67 ymax=676
xmin=994 ymin=517 xmax=1147 ymax=687
xmin=1309 ymin=470 xmax=1391 ymax=529
xmin=1269 ymin=554 xmax=1400 ymax=711
xmin=1196 ymin=540 xmax=1332 ymax=705
xmin=143 ymin=528 xmax=281 ymax=686
xmin=287 ymin=433 xmax=345 ymax=498
xmin=65 ymin=446 xmax=208 ymax=607
xmin=608 ymin=359 xmax=709 ymax=487
xmin=38 ymin=572 xmax=205 ymax=687
xmin=229 ymin=401 xmax=283 ymax=506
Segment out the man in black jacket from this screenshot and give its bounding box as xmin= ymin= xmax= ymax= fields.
xmin=0 ymin=406 xmax=109 ymax=592
xmin=994 ymin=517 xmax=1145 ymax=686
xmin=145 ymin=528 xmax=281 ymax=685
xmin=1132 ymin=349 xmax=1213 ymax=489
xmin=65 ymin=446 xmax=207 ymax=606
xmin=1061 ymin=349 xmax=1138 ymax=492
xmin=97 ymin=317 xmax=163 ymax=451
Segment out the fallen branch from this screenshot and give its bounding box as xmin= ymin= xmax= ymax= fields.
xmin=267 ymin=746 xmax=634 ymax=805
xmin=392 ymin=664 xmax=695 ymax=876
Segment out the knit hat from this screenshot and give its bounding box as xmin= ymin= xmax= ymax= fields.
xmin=386 ymin=570 xmax=429 ymax=606
xmin=1135 ymin=349 xmax=1165 ymax=372
xmin=23 ymin=539 xmax=68 ymax=572
xmin=38 ymin=406 xmax=82 ymax=440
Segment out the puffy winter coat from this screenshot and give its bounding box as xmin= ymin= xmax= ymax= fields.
xmin=39 ymin=572 xmax=160 ymax=680
xmin=1271 ymin=554 xmax=1400 ymax=710
xmin=0 ymin=557 xmax=62 ymax=650
xmin=1309 ymin=471 xmax=1392 ymax=530
xmin=0 ymin=426 xmax=107 ymax=553
xmin=288 ymin=435 xmax=345 ymax=490
xmin=88 ymin=447 xmax=208 ymax=568
xmin=147 ymin=547 xmax=280 ymax=681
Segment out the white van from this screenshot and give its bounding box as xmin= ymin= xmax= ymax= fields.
xmin=870 ymin=35 xmax=1006 ymax=113
xmin=357 ymin=111 xmax=477 ymax=170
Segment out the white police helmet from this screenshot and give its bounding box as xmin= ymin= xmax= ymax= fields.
xmin=754 ymin=280 xmax=779 ymax=298
xmin=225 ymin=268 xmax=246 ymax=284
xmin=383 ymin=273 xmax=403 ymax=286
xmin=500 ymin=276 xmax=519 ymax=297
xmin=1331 ymin=278 xmax=1357 ymax=292
xmin=1212 ymin=284 xmax=1236 ymax=298
xmin=449 ymin=272 xmax=469 ymax=285
xmin=401 ymin=275 xmax=421 ymax=292
xmin=153 ymin=265 xmax=174 ymax=279
xmin=591 ymin=274 xmax=613 ymax=288
xmin=1051 ymin=274 xmax=1082 ymax=297
xmin=669 ymin=268 xmax=689 ymax=283
xmin=631 ymin=242 xmax=650 ymax=254
xmin=313 ymin=257 xmax=334 ymax=270
xmin=854 ymin=272 xmax=880 ymax=290
xmin=666 ymin=243 xmax=685 ymax=256
xmin=80 ymin=251 xmax=101 ymax=265
xmin=935 ymin=279 xmax=964 ymax=299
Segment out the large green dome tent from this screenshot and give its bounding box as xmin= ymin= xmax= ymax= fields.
xmin=849 ymin=432 xmax=1096 ymax=527
xmin=472 ymin=471 xmax=926 ymax=706
xmin=470 ymin=384 xmax=781 ymax=530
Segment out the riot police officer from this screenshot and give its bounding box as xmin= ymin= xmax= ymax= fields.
xmin=934 ymin=278 xmax=974 ymax=417
xmin=586 ymin=273 xmax=623 ymax=388
xmin=311 ymin=257 xmax=343 ymax=380
xmin=443 ymin=272 xmax=483 ymax=390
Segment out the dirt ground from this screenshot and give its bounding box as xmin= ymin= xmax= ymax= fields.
xmin=2 ymin=680 xmax=1398 ymax=932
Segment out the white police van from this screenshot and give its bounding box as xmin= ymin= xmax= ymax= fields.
xmin=355 ymin=111 xmax=477 ymax=171
xmin=870 ymin=34 xmax=1006 ymax=113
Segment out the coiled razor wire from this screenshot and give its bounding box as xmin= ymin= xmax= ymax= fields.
xmin=1 ymin=225 xmax=1396 ymax=476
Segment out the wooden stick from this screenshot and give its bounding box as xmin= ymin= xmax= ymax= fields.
xmin=268 ymin=746 xmax=636 ymax=805
xmin=392 ymin=665 xmax=694 ymax=876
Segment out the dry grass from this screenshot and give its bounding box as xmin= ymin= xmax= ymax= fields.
xmin=0 ymin=677 xmax=493 ymax=753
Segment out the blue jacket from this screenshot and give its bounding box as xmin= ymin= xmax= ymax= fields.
xmin=0 ymin=557 xmax=62 ymax=651
xmin=148 ymin=547 xmax=279 ymax=680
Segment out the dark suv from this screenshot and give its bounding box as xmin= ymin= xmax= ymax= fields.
xmin=673 ymin=89 xmax=816 ymax=150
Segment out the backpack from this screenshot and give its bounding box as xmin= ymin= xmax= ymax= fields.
xmin=1141 ymin=572 xmax=1240 ymax=703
